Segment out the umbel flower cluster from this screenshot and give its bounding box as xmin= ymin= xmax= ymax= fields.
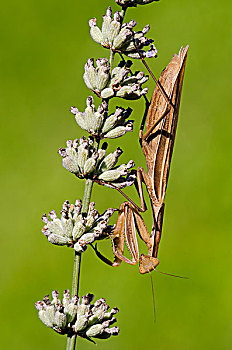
xmin=42 ymin=200 xmax=116 ymax=253
xmin=89 ymin=7 xmax=157 ymax=59
xmin=58 ymin=136 xmax=135 ymax=187
xmin=83 ymin=58 xmax=149 ymax=99
xmin=71 ymin=96 xmax=133 ymax=139
xmin=35 ymin=291 xmax=119 ymax=341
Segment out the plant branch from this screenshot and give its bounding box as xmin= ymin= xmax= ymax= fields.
xmin=66 ymin=179 xmax=94 ymax=350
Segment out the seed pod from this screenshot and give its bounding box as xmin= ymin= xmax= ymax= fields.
xmin=75 ymin=112 xmax=88 ymax=131
xmin=60 ymin=214 xmax=73 ymax=239
xmin=104 ymin=124 xmax=133 ymax=138
xmin=84 ymin=96 xmax=95 ymax=129
xmin=87 ymin=58 xmax=98 ymax=89
xmin=83 ymin=152 xmax=98 ymax=175
xmin=47 ymin=234 xmax=69 ymax=246
xmin=98 ymin=169 xmax=122 ymax=182
xmin=108 ymin=12 xmax=121 ymax=43
xmin=74 ymin=314 xmax=89 ymax=332
xmin=62 ymin=290 xmax=70 ymax=309
xmin=102 ymin=7 xmax=112 ymax=43
xmin=96 ymin=65 xmax=110 ymax=91
xmin=73 ymin=201 xmax=82 ymax=221
xmin=55 ymin=310 xmax=66 ymax=329
xmin=89 ymin=18 xmax=103 ymax=44
xmin=101 ymin=107 xmax=123 ymax=133
xmin=91 ymin=111 xmax=104 ymax=133
xmin=98 ymin=148 xmax=122 ymax=173
xmin=78 ymin=296 xmax=92 ymax=315
xmin=103 ymin=307 xmax=119 ymax=320
xmin=45 ymin=304 xmax=56 ymax=326
xmin=65 ymin=302 xmax=78 ymax=323
xmin=97 ymin=326 xmax=120 ymax=339
xmin=101 ymin=88 xmax=114 ymax=99
xmin=111 ymin=66 xmax=130 ymax=85
xmin=38 ymin=309 xmax=54 ymax=328
xmin=113 ymin=28 xmax=132 ymax=50
xmin=51 ymin=290 xmax=60 ymax=305
xmin=86 ymin=204 xmax=98 ymax=229
xmin=97 ymin=148 xmax=106 ymax=161
xmin=78 ymin=231 xmax=98 ymax=245
xmin=62 ymin=151 xmax=80 ymax=174
xmin=86 ymin=323 xmax=104 ymax=337
xmin=116 ymin=85 xmax=133 ymax=98
xmin=90 ymin=302 xmax=109 ymax=323
xmin=46 ymin=220 xmax=64 ymax=237
xmin=72 ymin=219 xmax=86 ymax=241
xmin=77 ymin=142 xmax=89 ymax=173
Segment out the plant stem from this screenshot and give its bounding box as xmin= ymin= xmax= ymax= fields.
xmin=109 ymin=50 xmax=115 ymax=74
xmin=66 ymin=179 xmax=94 ymax=350
xmin=66 ymin=334 xmax=77 ymax=350
xmin=72 ymin=253 xmax=82 ymax=296
xmin=81 ymin=179 xmax=94 ymax=215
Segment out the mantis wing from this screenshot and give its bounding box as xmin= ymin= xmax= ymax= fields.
xmin=145 ymin=45 xmax=189 ymax=203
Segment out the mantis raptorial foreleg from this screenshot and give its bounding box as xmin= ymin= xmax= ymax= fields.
xmin=112 ymin=202 xmax=153 ymax=266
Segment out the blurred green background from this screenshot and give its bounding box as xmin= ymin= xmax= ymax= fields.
xmin=1 ymin=0 xmax=231 ymax=349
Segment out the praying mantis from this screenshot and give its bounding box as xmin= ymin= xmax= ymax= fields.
xmin=94 ymin=45 xmax=189 ymax=274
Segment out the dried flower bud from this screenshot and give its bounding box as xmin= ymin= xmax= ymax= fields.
xmin=83 ymin=58 xmax=110 ymax=93
xmin=98 ymin=148 xmax=123 ymax=173
xmin=102 ymin=171 xmax=136 ymax=189
xmin=35 ymin=291 xmax=119 ymax=341
xmin=89 ymin=18 xmax=104 ymax=44
xmin=89 ymin=7 xmax=157 ymax=58
xmin=84 ymin=152 xmax=98 ymax=175
xmin=108 ymin=12 xmax=121 ymax=43
xmin=104 ymin=123 xmax=133 ymax=138
xmin=70 ymin=99 xmax=133 ymax=139
xmin=108 ymin=61 xmax=149 ymax=100
xmin=83 ymin=54 xmax=148 ymax=100
xmin=41 ymin=200 xmax=115 ymax=252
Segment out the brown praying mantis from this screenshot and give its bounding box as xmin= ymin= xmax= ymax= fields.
xmin=94 ymin=45 xmax=189 ymax=275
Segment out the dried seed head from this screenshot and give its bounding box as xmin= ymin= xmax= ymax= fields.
xmin=98 ymin=60 xmax=149 ymax=100
xmin=71 ymin=98 xmax=133 ymax=139
xmin=89 ymin=7 xmax=157 ymax=59
xmin=35 ymin=291 xmax=119 ymax=340
xmin=41 ymin=199 xmax=116 ymax=252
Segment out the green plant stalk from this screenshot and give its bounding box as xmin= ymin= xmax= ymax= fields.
xmin=66 ymin=179 xmax=94 ymax=350
xmin=109 ymin=50 xmax=115 ymax=75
